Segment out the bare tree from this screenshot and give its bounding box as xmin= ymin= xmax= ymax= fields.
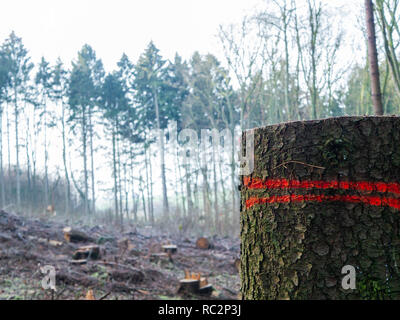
xmin=365 ymin=0 xmax=384 ymax=115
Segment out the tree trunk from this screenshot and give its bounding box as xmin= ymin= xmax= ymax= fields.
xmin=61 ymin=101 xmax=71 ymax=215
xmin=43 ymin=97 xmax=49 ymax=207
xmin=112 ymin=126 xmax=119 ymax=221
xmin=82 ymin=106 xmax=89 ymax=216
xmin=89 ymin=108 xmax=96 ymax=215
xmin=25 ymin=114 xmax=31 ymax=214
xmin=152 ymin=86 xmax=169 ymax=218
xmin=117 ymin=133 xmax=124 ymax=226
xmin=0 ymin=107 xmax=4 ymax=208
xmin=365 ymin=0 xmax=384 ymax=116
xmin=212 ymin=145 xmax=219 ymax=232
xmin=14 ymin=89 xmax=21 ymax=210
xmin=241 ymin=116 xmax=400 ymax=300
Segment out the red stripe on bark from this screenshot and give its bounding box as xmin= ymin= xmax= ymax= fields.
xmin=245 ymin=194 xmax=400 ymax=210
xmin=243 ymin=177 xmax=400 ymax=195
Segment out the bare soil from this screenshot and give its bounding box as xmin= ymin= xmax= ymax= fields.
xmin=0 ymin=210 xmax=240 ymax=300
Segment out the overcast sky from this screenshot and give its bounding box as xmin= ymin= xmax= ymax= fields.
xmin=0 ymin=0 xmax=364 ymax=72
xmin=0 ymin=0 xmax=265 ymax=71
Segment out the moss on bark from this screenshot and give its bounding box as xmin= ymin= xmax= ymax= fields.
xmin=241 ymin=116 xmax=400 ymax=300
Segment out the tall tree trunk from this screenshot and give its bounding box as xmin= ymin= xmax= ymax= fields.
xmin=43 ymin=97 xmax=49 ymax=207
xmin=218 ymin=150 xmax=227 ymax=208
xmin=176 ymin=147 xmax=187 ymax=217
xmin=152 ymin=86 xmax=169 ymax=218
xmin=201 ymin=165 xmax=211 ymax=220
xmin=124 ymin=161 xmax=129 ymax=219
xmin=25 ymin=114 xmax=31 ymax=214
xmin=31 ymin=107 xmax=37 ymax=209
xmin=61 ymin=101 xmax=71 ymax=215
xmin=82 ymin=106 xmax=89 ymax=216
xmin=116 ymin=129 xmax=123 ymax=223
xmin=365 ymin=0 xmax=384 ymax=115
xmin=112 ymin=125 xmax=119 ymax=221
xmin=185 ymin=162 xmax=193 ymax=213
xmin=140 ymin=175 xmax=147 ymax=222
xmin=148 ymin=147 xmax=154 ymax=223
xmin=144 ymin=143 xmax=151 ymax=223
xmin=212 ymin=145 xmax=219 ymax=232
xmin=130 ymin=148 xmax=138 ymax=222
xmin=6 ymin=102 xmax=11 ymax=186
xmin=283 ymin=1 xmax=291 ymax=120
xmin=14 ymin=89 xmax=21 ymax=210
xmin=0 ymin=107 xmax=5 ymax=208
xmin=89 ymin=108 xmax=96 ymax=215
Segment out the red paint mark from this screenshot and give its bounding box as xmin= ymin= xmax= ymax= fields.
xmin=243 ymin=177 xmax=400 ymax=196
xmin=245 ymin=194 xmax=400 ymax=210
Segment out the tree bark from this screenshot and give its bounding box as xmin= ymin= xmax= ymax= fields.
xmin=14 ymin=89 xmax=21 ymax=210
xmin=152 ymin=86 xmax=169 ymax=218
xmin=61 ymin=100 xmax=71 ymax=215
xmin=365 ymin=0 xmax=384 ymax=115
xmin=0 ymin=107 xmax=4 ymax=208
xmin=241 ymin=116 xmax=400 ymax=300
xmin=82 ymin=106 xmax=89 ymax=216
xmin=89 ymin=107 xmax=96 ymax=215
xmin=112 ymin=125 xmax=119 ymax=221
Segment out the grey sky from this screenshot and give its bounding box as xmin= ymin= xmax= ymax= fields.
xmin=0 ymin=0 xmax=263 ymax=70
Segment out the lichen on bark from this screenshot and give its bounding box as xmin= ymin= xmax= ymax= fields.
xmin=241 ymin=116 xmax=400 ymax=300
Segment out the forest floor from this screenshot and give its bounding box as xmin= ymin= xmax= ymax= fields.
xmin=0 ymin=210 xmax=240 ymax=300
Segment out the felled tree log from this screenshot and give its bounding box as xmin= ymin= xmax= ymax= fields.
xmin=72 ymin=245 xmax=100 ymax=260
xmin=241 ymin=116 xmax=400 ymax=300
xmin=63 ymin=227 xmax=94 ymax=243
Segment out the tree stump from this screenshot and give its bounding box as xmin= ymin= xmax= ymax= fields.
xmin=241 ymin=116 xmax=400 ymax=300
xmin=162 ymin=245 xmax=177 ymax=254
xmin=196 ymin=237 xmax=211 ymax=250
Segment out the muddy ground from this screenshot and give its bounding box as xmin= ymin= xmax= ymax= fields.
xmin=0 ymin=210 xmax=240 ymax=300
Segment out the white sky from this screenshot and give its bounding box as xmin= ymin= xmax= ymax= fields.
xmin=0 ymin=0 xmax=366 ymax=211
xmin=0 ymin=0 xmax=364 ymax=70
xmin=0 ymin=0 xmax=264 ymax=71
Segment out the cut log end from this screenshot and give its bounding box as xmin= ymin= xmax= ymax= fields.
xmin=63 ymin=227 xmax=93 ymax=243
xmin=196 ymin=237 xmax=210 ymax=250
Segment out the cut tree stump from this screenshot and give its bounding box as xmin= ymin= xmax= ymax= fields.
xmin=162 ymin=245 xmax=177 ymax=254
xmin=72 ymin=245 xmax=100 ymax=260
xmin=241 ymin=116 xmax=400 ymax=300
xmin=150 ymin=253 xmax=168 ymax=262
xmin=178 ymin=279 xmax=200 ymax=294
xmin=178 ymin=271 xmax=213 ymax=296
xmin=63 ymin=227 xmax=93 ymax=243
xmin=199 ymin=284 xmax=213 ymax=296
xmin=196 ymin=237 xmax=211 ymax=250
